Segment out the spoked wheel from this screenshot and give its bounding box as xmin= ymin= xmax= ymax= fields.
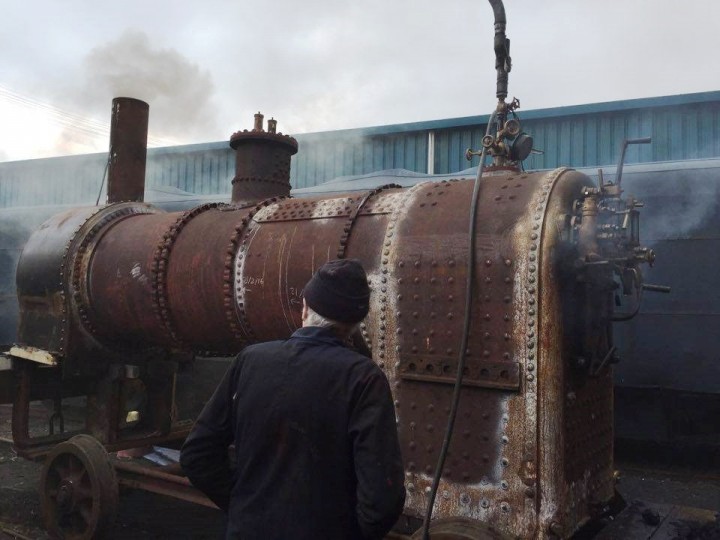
xmin=40 ymin=434 xmax=118 ymax=539
xmin=411 ymin=517 xmax=513 ymax=540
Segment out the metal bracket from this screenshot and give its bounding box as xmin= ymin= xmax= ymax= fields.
xmin=9 ymin=345 xmax=58 ymax=366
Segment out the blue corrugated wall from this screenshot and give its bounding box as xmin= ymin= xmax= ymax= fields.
xmin=1 ymin=92 xmax=719 ymax=207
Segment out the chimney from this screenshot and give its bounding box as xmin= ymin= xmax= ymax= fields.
xmin=107 ymin=97 xmax=149 ymax=204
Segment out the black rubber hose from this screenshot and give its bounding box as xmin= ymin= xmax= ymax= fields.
xmin=420 ymin=111 xmax=497 ymax=539
xmin=488 ymin=0 xmax=506 ymax=24
xmin=488 ymin=0 xmax=510 ymax=101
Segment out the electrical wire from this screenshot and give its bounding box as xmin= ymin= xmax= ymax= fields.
xmin=95 ymin=158 xmax=110 ymax=206
xmin=421 ymin=111 xmax=497 ymax=540
xmin=0 ymin=84 xmax=174 ymax=147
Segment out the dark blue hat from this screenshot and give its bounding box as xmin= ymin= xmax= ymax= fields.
xmin=303 ymin=259 xmax=370 ymax=324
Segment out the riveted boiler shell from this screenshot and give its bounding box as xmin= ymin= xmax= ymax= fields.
xmin=16 ymin=167 xmax=608 ymax=538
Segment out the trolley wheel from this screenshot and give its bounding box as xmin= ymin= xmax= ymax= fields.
xmin=411 ymin=517 xmax=512 ymax=540
xmin=39 ymin=434 xmax=119 ymax=540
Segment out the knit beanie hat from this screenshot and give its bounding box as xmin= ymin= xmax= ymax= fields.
xmin=303 ymin=259 xmax=370 ymax=324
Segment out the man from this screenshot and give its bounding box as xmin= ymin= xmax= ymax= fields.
xmin=181 ymin=259 xmax=406 ymax=540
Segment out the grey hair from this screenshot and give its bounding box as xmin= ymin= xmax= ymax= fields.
xmin=304 ymin=306 xmax=336 ymax=329
xmin=304 ymin=305 xmax=358 ymax=339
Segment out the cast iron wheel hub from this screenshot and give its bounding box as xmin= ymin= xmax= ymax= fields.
xmin=56 ymin=479 xmax=76 ymax=512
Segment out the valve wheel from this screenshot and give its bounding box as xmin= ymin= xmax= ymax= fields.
xmin=411 ymin=517 xmax=512 ymax=540
xmin=40 ymin=434 xmax=118 ymax=540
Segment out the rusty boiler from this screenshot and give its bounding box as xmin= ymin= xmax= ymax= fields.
xmin=4 ymin=1 xmax=659 ymax=539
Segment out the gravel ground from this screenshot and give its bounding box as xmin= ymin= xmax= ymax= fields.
xmin=0 ymin=440 xmax=227 ymax=539
xmin=0 ymin=402 xmax=717 ymax=539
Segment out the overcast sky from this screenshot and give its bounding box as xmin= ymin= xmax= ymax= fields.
xmin=1 ymin=0 xmax=719 ymax=162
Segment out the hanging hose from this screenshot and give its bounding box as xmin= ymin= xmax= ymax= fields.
xmin=421 ymin=111 xmax=497 ymax=539
xmin=488 ymin=0 xmax=510 ymax=102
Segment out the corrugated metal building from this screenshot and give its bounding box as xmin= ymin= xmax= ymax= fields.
xmin=1 ymin=91 xmax=719 ymax=206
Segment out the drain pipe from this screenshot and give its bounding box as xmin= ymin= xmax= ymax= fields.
xmin=106 ymin=97 xmax=149 ymax=204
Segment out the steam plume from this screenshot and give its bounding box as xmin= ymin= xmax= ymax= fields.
xmin=78 ymin=29 xmax=219 ymax=144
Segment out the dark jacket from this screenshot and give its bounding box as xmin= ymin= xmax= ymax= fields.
xmin=180 ymin=326 xmax=406 ymax=540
